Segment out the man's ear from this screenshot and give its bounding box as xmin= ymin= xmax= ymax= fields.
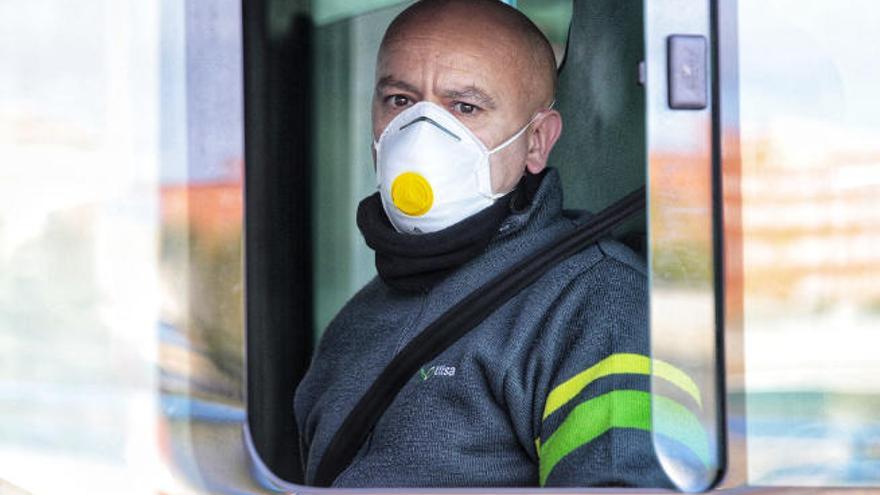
xmin=524 ymin=109 xmax=563 ymax=174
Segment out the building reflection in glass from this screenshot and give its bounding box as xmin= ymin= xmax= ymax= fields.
xmin=738 ymin=0 xmax=880 ymax=485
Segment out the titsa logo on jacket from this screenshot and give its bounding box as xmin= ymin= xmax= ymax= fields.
xmin=418 ymin=364 xmax=456 ymax=381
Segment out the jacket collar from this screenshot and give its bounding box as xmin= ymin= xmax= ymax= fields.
xmin=495 ymin=167 xmax=564 ymax=241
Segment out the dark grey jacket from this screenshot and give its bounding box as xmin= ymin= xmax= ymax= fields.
xmin=294 ymin=169 xmax=704 ymax=487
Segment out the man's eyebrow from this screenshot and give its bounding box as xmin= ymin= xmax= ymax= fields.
xmin=442 ymin=85 xmax=497 ymax=110
xmin=376 ymin=76 xmax=421 ymax=96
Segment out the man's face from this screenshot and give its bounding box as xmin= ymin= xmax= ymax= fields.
xmin=372 ymin=25 xmax=536 ymax=194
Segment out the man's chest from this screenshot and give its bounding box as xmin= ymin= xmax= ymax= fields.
xmin=296 ymin=287 xmax=551 ymax=486
xmin=305 ymin=346 xmax=536 ymax=486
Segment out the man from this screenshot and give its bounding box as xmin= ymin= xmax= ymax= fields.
xmin=295 ymin=0 xmax=700 ymax=487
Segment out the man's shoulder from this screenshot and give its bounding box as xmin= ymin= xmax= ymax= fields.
xmin=519 ymin=237 xmax=648 ymax=351
xmin=594 ymin=238 xmax=647 ymax=276
xmin=313 ymin=277 xmax=390 ymax=346
xmin=538 ymin=236 xmax=647 ymax=294
xmin=555 ymin=207 xmax=646 ymax=274
xmin=325 ymin=276 xmax=382 ymax=320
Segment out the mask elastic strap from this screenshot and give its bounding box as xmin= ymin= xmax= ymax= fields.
xmin=487 ymin=99 xmax=556 ymax=155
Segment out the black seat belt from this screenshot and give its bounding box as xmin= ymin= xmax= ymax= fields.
xmin=313 ymin=186 xmax=646 ymax=487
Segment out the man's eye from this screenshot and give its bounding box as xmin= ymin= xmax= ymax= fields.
xmin=389 ymin=95 xmax=410 ymax=108
xmin=453 ymin=102 xmax=478 ymax=115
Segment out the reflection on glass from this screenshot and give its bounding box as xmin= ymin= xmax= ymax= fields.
xmin=0 ymin=2 xmax=165 ymax=493
xmin=158 ymin=0 xmax=261 ymax=492
xmin=645 ymin=0 xmax=722 ymax=491
xmin=0 ymin=0 xmax=256 ymax=493
xmin=738 ymin=0 xmax=880 ymax=486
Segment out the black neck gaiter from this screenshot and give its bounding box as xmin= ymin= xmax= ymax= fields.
xmin=356 ymin=171 xmax=546 ymax=293
xmin=356 ymin=192 xmax=511 ymax=293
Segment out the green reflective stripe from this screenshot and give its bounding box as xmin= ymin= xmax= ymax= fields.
xmin=653 ymin=394 xmax=711 ymax=467
xmin=542 ymin=353 xmax=701 ymax=421
xmin=538 ymin=390 xmax=710 ymax=487
xmin=539 ymin=390 xmax=649 ymax=486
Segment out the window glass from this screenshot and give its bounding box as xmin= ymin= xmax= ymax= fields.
xmin=738 ymin=0 xmax=880 ymax=485
xmin=0 ymin=2 xmax=166 ymax=492
xmin=0 ymin=0 xmax=256 ymax=492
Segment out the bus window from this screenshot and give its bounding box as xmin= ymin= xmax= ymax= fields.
xmin=733 ymin=0 xmax=880 ymax=486
xmin=247 ymin=1 xmax=730 ymax=491
xmin=248 ymin=0 xmax=731 ymax=490
xmin=0 ymin=0 xmax=257 ymax=493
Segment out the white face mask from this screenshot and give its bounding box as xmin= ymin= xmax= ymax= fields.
xmin=374 ymin=101 xmax=541 ymax=234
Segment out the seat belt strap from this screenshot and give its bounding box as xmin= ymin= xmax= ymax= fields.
xmin=312 ymin=186 xmax=646 ymax=487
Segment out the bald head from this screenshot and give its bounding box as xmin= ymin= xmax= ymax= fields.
xmin=380 ymin=0 xmax=556 ymax=109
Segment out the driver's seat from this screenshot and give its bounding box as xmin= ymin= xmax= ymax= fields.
xmin=549 ymin=0 xmax=646 ymax=254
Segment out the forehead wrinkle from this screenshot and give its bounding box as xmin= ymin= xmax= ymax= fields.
xmin=379 ymin=41 xmax=507 ymax=108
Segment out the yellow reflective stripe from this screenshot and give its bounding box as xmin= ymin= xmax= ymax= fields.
xmin=542 ymin=353 xmax=701 ymax=421
xmin=538 ymin=390 xmax=710 ymax=486
xmin=653 ymin=359 xmax=702 ymax=409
